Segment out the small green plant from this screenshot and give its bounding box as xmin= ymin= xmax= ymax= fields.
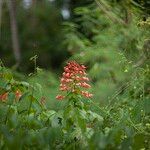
xmin=0 ymin=63 xmax=60 ymax=149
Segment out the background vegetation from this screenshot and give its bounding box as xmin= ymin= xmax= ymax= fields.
xmin=0 ymin=0 xmax=150 ymax=149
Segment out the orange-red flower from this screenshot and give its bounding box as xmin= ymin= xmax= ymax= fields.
xmin=81 ymin=91 xmax=93 ymax=98
xmin=56 ymin=61 xmax=93 ymax=100
xmin=15 ymin=90 xmax=22 ymax=100
xmin=0 ymin=92 xmax=8 ymax=102
xmin=56 ymin=95 xmax=65 ymax=100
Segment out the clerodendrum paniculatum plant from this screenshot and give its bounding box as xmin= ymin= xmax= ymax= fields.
xmin=56 ymin=61 xmax=103 ymax=146
xmin=56 ymin=61 xmax=93 ymax=100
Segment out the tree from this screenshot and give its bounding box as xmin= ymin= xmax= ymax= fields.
xmin=0 ymin=0 xmax=3 ymax=35
xmin=7 ymin=0 xmax=21 ymax=67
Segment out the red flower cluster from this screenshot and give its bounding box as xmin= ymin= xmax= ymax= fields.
xmin=56 ymin=61 xmax=93 ymax=100
xmin=0 ymin=90 xmax=22 ymax=102
xmin=0 ymin=92 xmax=8 ymax=102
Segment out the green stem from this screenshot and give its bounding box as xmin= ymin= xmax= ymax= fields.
xmin=5 ymin=104 xmax=11 ymax=124
xmin=28 ymin=86 xmax=34 ymax=115
xmin=88 ymin=99 xmax=108 ymax=116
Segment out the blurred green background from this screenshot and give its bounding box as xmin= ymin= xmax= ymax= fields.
xmin=0 ymin=0 xmax=150 ymax=108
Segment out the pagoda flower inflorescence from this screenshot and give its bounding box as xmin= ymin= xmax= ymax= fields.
xmin=56 ymin=61 xmax=93 ymax=100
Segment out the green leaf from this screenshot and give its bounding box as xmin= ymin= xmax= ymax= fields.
xmin=87 ymin=110 xmax=103 ymax=123
xmin=7 ymin=92 xmax=15 ymax=104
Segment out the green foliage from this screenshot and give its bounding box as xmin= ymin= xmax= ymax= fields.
xmin=0 ymin=57 xmax=150 ymax=149
xmin=0 ymin=0 xmax=150 ymax=149
xmin=0 ymin=64 xmax=104 ymax=149
xmin=0 ymin=65 xmax=63 ymax=149
xmin=63 ymin=0 xmax=150 ymax=105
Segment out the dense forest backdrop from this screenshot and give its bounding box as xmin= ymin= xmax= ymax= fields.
xmin=0 ymin=0 xmax=149 ymax=71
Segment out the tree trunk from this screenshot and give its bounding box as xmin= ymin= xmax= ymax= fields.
xmin=31 ymin=0 xmax=37 ymax=28
xmin=0 ymin=0 xmax=3 ymax=36
xmin=7 ymin=0 xmax=21 ymax=66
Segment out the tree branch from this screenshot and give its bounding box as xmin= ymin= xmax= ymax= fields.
xmin=95 ymin=0 xmax=127 ymax=26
